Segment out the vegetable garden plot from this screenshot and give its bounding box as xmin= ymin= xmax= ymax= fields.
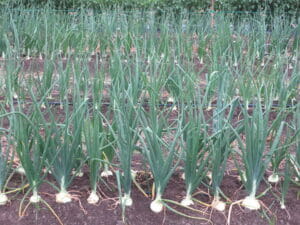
xmin=0 ymin=8 xmax=300 ymax=225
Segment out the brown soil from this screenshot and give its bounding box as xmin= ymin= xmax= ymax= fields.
xmin=0 ymin=165 xmax=299 ymax=225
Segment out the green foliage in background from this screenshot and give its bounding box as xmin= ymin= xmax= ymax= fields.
xmin=1 ymin=0 xmax=299 ymax=14
xmin=216 ymin=0 xmax=300 ymax=12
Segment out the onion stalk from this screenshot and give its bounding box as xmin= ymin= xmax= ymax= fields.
xmin=290 ymin=103 xmax=300 ymax=181
xmin=268 ymin=113 xmax=291 ymax=184
xmin=280 ymin=159 xmax=291 ymax=210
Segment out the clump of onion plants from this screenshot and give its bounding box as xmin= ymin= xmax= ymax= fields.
xmin=46 ymin=58 xmax=90 ymax=203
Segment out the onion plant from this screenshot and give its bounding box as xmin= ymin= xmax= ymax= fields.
xmin=180 ymin=104 xmax=210 ymax=206
xmin=233 ymin=89 xmax=284 ymax=210
xmin=104 ymin=38 xmax=146 ymax=207
xmin=107 ymin=99 xmax=139 ymax=207
xmin=280 ymin=159 xmax=291 ymax=209
xmin=90 ymin=65 xmax=115 ymax=179
xmin=291 ymin=103 xmax=300 ymax=181
xmin=209 ymin=97 xmax=241 ymax=211
xmin=8 ymin=85 xmax=57 ymax=204
xmin=0 ymin=131 xmax=13 ymax=205
xmin=138 ymin=103 xmax=184 ymax=213
xmin=268 ymin=121 xmax=291 ymax=183
xmin=10 ymin=105 xmax=48 ymax=203
xmin=83 ymin=113 xmax=114 ymax=204
xmin=207 ymin=68 xmax=241 ymax=211
xmin=267 ymin=54 xmax=299 ymax=182
xmin=46 ymin=98 xmax=87 ymax=203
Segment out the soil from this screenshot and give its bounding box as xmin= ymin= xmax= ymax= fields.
xmin=0 ymin=163 xmax=299 ymax=225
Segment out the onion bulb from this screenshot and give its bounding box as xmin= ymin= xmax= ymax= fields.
xmin=212 ymin=197 xmax=226 ymax=211
xmin=242 ymin=196 xmax=260 ymax=210
xmin=150 ymin=196 xmax=163 ymax=213
xmin=100 ymin=170 xmax=113 ymax=177
xmin=207 ymin=171 xmax=212 ymax=185
xmin=121 ymin=194 xmax=133 ymax=206
xmin=101 ymin=164 xmax=113 ymax=178
xmin=167 ymin=96 xmax=174 ymax=103
xmin=56 ymin=190 xmax=72 ymax=203
xmin=30 ymin=191 xmax=41 ymax=203
xmin=180 ymin=173 xmax=185 ymax=180
xmin=16 ymin=166 xmax=26 ymax=175
xmin=87 ymin=191 xmax=100 ymax=204
xmin=0 ymin=193 xmax=8 ymax=205
xmin=207 ymin=171 xmax=212 ymax=180
xmin=268 ymin=174 xmax=279 ymax=183
xmin=180 ymin=195 xmax=194 ymax=206
xmin=131 ymin=170 xmax=137 ymax=179
xmin=71 ymin=169 xmax=84 ymax=177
